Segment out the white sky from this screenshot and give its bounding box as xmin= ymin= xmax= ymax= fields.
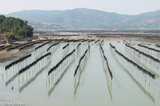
xmin=0 ymin=0 xmax=160 ymax=15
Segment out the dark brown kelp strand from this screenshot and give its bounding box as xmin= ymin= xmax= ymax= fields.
xmin=95 ymin=40 xmax=100 ymax=43
xmin=0 ymin=45 xmax=4 ymax=48
xmin=100 ymin=44 xmax=113 ymax=79
xmin=101 ymin=40 xmax=104 ymax=43
xmin=74 ymin=49 xmax=88 ymax=77
xmin=82 ymin=40 xmax=88 ymax=42
xmin=19 ymin=52 xmax=51 ymax=74
xmin=77 ymin=43 xmax=81 ymax=49
xmin=138 ymin=44 xmax=160 ymax=52
xmin=110 ymin=44 xmax=155 ymax=79
xmin=48 ymin=49 xmax=75 ymax=75
xmin=19 ymin=42 xmax=39 ymax=51
xmin=115 ymin=49 xmax=155 ymax=79
xmin=0 ymin=45 xmax=12 ymax=51
xmin=5 ymin=54 xmax=32 ymax=70
xmin=156 ymin=44 xmax=160 ymax=48
xmin=9 ymin=42 xmax=38 ymax=51
xmin=110 ymin=43 xmax=116 ymax=49
xmin=7 ymin=45 xmax=22 ymax=51
xmin=126 ymin=44 xmax=160 ymax=63
xmin=35 ymin=41 xmax=50 ymax=51
xmin=64 ymin=39 xmax=81 ymax=42
xmin=88 ymin=40 xmax=95 ymax=43
xmin=110 ymin=43 xmax=155 ymax=79
xmin=47 ymin=42 xmax=60 ymax=51
xmin=63 ymin=43 xmax=69 ymax=49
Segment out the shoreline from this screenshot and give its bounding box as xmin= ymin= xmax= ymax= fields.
xmin=0 ymin=35 xmax=159 ymax=60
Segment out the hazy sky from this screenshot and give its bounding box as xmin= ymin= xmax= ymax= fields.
xmin=0 ymin=0 xmax=160 ymax=15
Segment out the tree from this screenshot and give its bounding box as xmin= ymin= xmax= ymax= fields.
xmin=23 ymin=25 xmax=33 ymax=37
xmin=0 ymin=15 xmax=5 ymax=23
xmin=0 ymin=15 xmax=34 ymax=41
xmin=0 ymin=15 xmax=5 ymax=32
xmin=4 ymin=32 xmax=21 ymax=42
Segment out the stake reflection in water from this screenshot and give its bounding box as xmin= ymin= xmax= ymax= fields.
xmin=100 ymin=43 xmax=113 ymax=101
xmin=47 ymin=49 xmax=76 ymax=96
xmin=74 ymin=48 xmax=88 ymax=96
xmin=110 ymin=44 xmax=160 ymax=103
xmin=5 ymin=52 xmax=51 ymax=89
xmin=1 ymin=40 xmax=160 ymax=106
xmin=19 ymin=58 xmax=51 ymax=92
xmin=126 ymin=46 xmax=160 ymax=75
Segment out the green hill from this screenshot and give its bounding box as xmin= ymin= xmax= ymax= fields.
xmin=0 ymin=15 xmax=33 ymax=41
xmin=7 ymin=8 xmax=160 ymax=30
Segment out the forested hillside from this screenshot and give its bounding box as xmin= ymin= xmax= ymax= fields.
xmin=0 ymin=15 xmax=33 ymax=41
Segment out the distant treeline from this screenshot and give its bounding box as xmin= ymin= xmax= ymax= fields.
xmin=0 ymin=15 xmax=33 ymax=41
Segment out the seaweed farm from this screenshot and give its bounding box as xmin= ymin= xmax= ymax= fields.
xmin=0 ymin=39 xmax=160 ymax=106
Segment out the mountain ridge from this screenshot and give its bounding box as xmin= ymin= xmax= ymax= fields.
xmin=6 ymin=8 xmax=160 ymax=30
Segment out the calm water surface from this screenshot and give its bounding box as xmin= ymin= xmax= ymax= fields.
xmin=0 ymin=40 xmax=160 ymax=106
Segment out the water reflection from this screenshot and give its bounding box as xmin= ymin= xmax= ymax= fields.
xmin=100 ymin=45 xmax=112 ymax=101
xmin=110 ymin=44 xmax=160 ymax=103
xmin=125 ymin=44 xmax=160 ymax=75
xmin=47 ymin=57 xmax=75 ymax=96
xmin=19 ymin=59 xmax=51 ymax=93
xmin=47 ymin=45 xmax=76 ymax=96
xmin=0 ymin=41 xmax=160 ymax=106
xmin=74 ymin=49 xmax=88 ymax=96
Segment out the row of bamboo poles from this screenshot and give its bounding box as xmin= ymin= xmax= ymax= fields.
xmin=110 ymin=43 xmax=155 ymax=79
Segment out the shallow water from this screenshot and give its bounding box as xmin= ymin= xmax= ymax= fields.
xmin=0 ymin=40 xmax=160 ymax=106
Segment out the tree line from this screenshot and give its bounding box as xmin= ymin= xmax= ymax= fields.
xmin=0 ymin=15 xmax=33 ymax=41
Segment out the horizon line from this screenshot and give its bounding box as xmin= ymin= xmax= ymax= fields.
xmin=2 ymin=8 xmax=160 ymax=16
